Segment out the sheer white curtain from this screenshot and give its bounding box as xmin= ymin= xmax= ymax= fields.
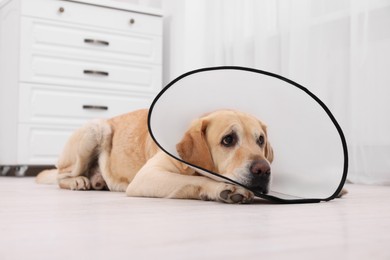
xmin=162 ymin=0 xmax=390 ymax=184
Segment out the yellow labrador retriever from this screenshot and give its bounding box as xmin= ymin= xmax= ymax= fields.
xmin=37 ymin=109 xmax=273 ymax=204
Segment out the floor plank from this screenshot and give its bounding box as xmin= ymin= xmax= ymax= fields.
xmin=0 ymin=177 xmax=389 ymax=260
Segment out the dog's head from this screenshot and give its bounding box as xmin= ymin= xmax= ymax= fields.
xmin=176 ymin=110 xmax=274 ymax=194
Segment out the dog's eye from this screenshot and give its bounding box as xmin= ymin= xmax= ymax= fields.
xmin=257 ymin=135 xmax=265 ymax=147
xmin=221 ymin=133 xmax=237 ymax=147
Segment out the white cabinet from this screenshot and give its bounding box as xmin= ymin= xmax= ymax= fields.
xmin=0 ymin=0 xmax=162 ymax=173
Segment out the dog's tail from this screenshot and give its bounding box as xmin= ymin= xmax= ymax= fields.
xmin=36 ymin=169 xmax=58 ymax=185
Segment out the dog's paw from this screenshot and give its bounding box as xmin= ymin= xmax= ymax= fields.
xmin=217 ymin=184 xmax=254 ymax=204
xmin=90 ymin=174 xmax=107 ymax=190
xmin=69 ymin=176 xmax=91 ymax=190
xmin=89 ymin=170 xmax=107 ymax=190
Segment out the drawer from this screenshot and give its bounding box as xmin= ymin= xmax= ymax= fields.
xmin=20 ymin=53 xmax=162 ymax=93
xmin=20 ymin=17 xmax=162 ymax=64
xmin=18 ymin=124 xmax=76 ymax=165
xmin=19 ymin=84 xmax=155 ymax=125
xmin=21 ymin=0 xmax=162 ymax=36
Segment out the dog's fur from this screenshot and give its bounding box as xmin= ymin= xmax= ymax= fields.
xmin=36 ymin=109 xmax=274 ymax=203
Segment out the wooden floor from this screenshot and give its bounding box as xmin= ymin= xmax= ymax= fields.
xmin=0 ymin=177 xmax=389 ymax=260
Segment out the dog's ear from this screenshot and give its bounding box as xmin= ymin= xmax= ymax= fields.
xmin=176 ymin=119 xmax=215 ymax=172
xmin=265 ymin=140 xmax=274 ymax=163
xmin=260 ymin=121 xmax=274 ymax=163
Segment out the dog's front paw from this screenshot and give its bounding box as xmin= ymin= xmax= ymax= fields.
xmin=217 ymin=184 xmax=254 ymax=204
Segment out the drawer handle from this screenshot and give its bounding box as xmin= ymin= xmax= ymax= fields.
xmin=84 ymin=39 xmax=109 ymax=46
xmin=82 ymin=105 xmax=108 ymax=111
xmin=83 ymin=70 xmax=109 ymax=76
xmin=129 ymin=18 xmax=135 ymax=25
xmin=58 ymin=7 xmax=65 ymax=13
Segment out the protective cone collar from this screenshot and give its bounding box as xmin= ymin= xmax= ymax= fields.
xmin=148 ymin=67 xmax=348 ymax=204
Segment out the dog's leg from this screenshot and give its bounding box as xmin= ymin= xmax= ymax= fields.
xmin=126 ymin=153 xmax=254 ymax=204
xmin=127 ymin=170 xmax=254 ymax=204
xmin=97 ymin=148 xmax=128 ymax=192
xmin=56 ymin=119 xmax=112 ymax=191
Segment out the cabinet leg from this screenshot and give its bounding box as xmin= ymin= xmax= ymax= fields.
xmin=15 ymin=166 xmax=28 ymax=177
xmin=1 ymin=166 xmax=11 ymax=176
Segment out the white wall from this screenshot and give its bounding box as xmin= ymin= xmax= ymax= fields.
xmin=160 ymin=0 xmax=390 ymax=185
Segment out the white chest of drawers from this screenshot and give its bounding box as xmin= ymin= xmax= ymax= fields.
xmin=0 ymin=0 xmax=162 ymax=175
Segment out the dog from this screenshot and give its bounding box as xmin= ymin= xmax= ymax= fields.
xmin=36 ymin=109 xmax=274 ymax=204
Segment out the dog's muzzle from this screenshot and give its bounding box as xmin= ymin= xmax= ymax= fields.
xmin=247 ymin=159 xmax=271 ymax=193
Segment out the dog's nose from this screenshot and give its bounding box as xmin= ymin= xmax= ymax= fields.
xmin=250 ymin=160 xmax=271 ymax=176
